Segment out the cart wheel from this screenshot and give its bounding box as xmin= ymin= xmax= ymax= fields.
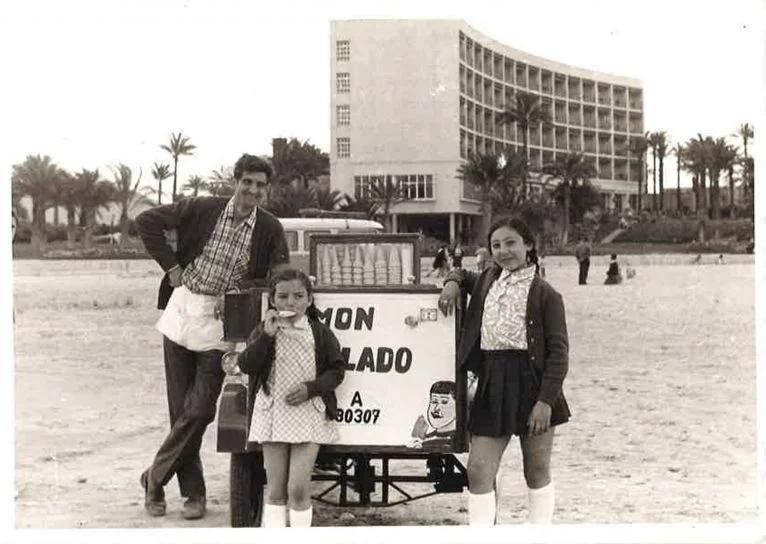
xmin=230 ymin=452 xmax=265 ymax=527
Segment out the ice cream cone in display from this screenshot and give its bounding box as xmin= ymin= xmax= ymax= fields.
xmin=388 ymin=244 xmax=402 ymax=284
xmin=400 ymin=244 xmax=413 ymax=284
xmin=352 ymin=245 xmax=363 ymax=285
xmin=363 ymin=244 xmax=375 ymax=285
xmin=341 ymin=244 xmax=353 ymax=285
xmin=320 ymin=245 xmax=332 ymax=285
xmin=329 ymin=245 xmax=341 ymax=285
xmin=374 ymin=245 xmax=387 ymax=285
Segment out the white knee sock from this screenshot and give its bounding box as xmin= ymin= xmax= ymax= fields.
xmin=526 ymin=482 xmax=555 ymax=524
xmin=262 ymin=503 xmax=287 ymax=528
xmin=289 ymin=506 xmax=313 ymax=527
xmin=468 ymin=490 xmax=496 ymax=526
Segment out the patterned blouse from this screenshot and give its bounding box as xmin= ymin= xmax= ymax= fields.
xmin=182 ymin=198 xmax=257 ymax=295
xmin=480 ymin=265 xmax=536 ymax=350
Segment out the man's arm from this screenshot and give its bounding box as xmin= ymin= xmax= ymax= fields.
xmin=135 ymin=200 xmax=193 ymax=272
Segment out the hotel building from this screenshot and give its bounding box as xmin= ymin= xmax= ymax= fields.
xmin=329 ymin=20 xmax=645 ymax=242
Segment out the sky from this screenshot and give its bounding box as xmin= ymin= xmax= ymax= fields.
xmin=0 ymin=0 xmax=763 ymax=195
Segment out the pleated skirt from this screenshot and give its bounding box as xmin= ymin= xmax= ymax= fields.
xmin=469 ymin=349 xmax=570 ymax=437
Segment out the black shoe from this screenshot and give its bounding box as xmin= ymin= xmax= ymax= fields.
xmin=182 ymin=496 xmax=206 ymax=520
xmin=140 ymin=470 xmax=166 ymax=517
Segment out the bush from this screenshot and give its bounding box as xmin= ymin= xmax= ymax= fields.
xmin=615 ymin=218 xmax=753 ymax=244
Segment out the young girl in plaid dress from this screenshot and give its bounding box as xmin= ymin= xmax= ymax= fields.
xmin=238 ymin=268 xmax=345 ymax=528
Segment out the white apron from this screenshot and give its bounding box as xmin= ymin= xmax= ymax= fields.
xmin=155 ymin=285 xmax=234 ymax=352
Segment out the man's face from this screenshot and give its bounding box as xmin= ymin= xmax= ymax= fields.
xmin=427 ymin=393 xmax=456 ymax=430
xmin=233 ymin=170 xmax=268 ymax=217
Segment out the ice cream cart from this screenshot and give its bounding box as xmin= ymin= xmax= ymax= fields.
xmin=216 ymin=233 xmax=469 ymax=527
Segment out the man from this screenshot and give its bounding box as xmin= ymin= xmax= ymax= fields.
xmin=574 ymin=237 xmax=592 ymax=285
xmin=135 ymin=154 xmax=289 ymax=520
xmin=475 ymin=247 xmax=491 ymax=273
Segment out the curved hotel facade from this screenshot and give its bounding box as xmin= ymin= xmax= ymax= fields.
xmin=330 ymin=20 xmax=644 ymax=242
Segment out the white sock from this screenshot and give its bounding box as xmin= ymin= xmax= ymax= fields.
xmin=494 ymin=469 xmax=503 ymax=524
xmin=289 ymin=506 xmax=312 ymax=528
xmin=262 ymin=503 xmax=287 ymax=528
xmin=468 ymin=490 xmax=496 ymax=526
xmin=527 ymin=482 xmax=555 ymax=524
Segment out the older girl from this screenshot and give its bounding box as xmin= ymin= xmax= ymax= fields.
xmin=438 ymin=216 xmax=571 ymax=525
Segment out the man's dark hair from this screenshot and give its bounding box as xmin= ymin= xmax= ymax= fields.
xmin=430 ymin=380 xmax=456 ymax=398
xmin=233 ymin=154 xmax=273 ymax=182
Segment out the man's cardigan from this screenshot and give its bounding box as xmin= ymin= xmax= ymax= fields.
xmin=135 ymin=197 xmax=289 ymax=310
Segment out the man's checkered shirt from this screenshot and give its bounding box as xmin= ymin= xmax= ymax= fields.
xmin=181 ymin=198 xmax=257 ymax=295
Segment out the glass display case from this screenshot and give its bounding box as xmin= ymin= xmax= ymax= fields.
xmin=308 ymin=233 xmax=422 ymax=287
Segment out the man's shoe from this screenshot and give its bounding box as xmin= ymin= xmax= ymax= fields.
xmin=182 ymin=496 xmax=206 ymax=520
xmin=140 ymin=470 xmax=166 ymax=517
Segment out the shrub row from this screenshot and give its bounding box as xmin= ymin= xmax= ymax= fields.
xmin=615 ymin=218 xmax=753 ymax=244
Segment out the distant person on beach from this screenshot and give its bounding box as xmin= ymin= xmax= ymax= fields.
xmin=135 ymin=154 xmax=289 ymax=520
xmin=238 ymin=268 xmax=344 ymax=527
xmin=452 ymin=243 xmax=464 ymax=269
xmin=475 ymin=247 xmax=491 ymax=273
xmin=427 ymin=245 xmax=450 ymax=279
xmin=604 ymin=254 xmax=623 ymax=285
xmin=438 ymin=216 xmax=570 ymax=525
xmin=717 ymin=254 xmax=725 ymax=265
xmin=574 ymin=237 xmax=591 ymax=285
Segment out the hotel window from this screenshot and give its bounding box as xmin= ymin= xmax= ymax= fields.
xmin=336 ymin=40 xmax=350 ymax=61
xmin=336 ymin=105 xmax=350 ymax=125
xmin=396 ymin=174 xmax=434 ymax=200
xmin=337 ymin=138 xmax=350 ymax=158
xmin=337 ymin=73 xmax=350 ymax=93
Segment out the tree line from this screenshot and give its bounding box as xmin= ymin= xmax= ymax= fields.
xmin=12 ymin=108 xmax=755 ymax=251
xmin=456 ymin=92 xmax=754 ymax=244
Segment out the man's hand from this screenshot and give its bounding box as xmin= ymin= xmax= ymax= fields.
xmin=285 ymin=383 xmax=309 ymax=406
xmin=438 ymin=280 xmax=461 ymax=316
xmin=527 ymin=401 xmax=552 ymax=436
xmin=168 ymin=266 xmax=183 ymax=287
xmin=214 ymin=296 xmax=224 ymax=321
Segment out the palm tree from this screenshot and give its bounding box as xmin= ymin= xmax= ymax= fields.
xmin=670 ymin=143 xmax=685 ymax=214
xmin=627 ymin=135 xmax=649 ymax=212
xmin=110 ymin=164 xmax=142 ymax=248
xmin=206 ymin=165 xmax=236 ymax=197
xmin=655 ymin=132 xmax=669 ymax=211
xmin=182 ymin=175 xmax=206 ymax=198
xmin=342 ymin=195 xmax=380 ymax=220
xmin=76 ymin=168 xmax=114 ymax=249
xmin=735 ymin=123 xmax=754 ymax=200
xmin=456 ymin=151 xmax=509 ymax=240
xmin=490 ymin=148 xmax=527 ymax=216
xmin=11 ymin=154 xmax=60 ymax=250
xmin=160 ymin=132 xmax=196 ymax=202
xmin=542 ymin=152 xmax=597 ymax=245
xmin=646 ymin=132 xmax=665 ymax=211
xmin=151 ymin=162 xmax=172 ymax=205
xmin=721 ymin=144 xmax=739 ymax=218
xmin=497 ymin=91 xmax=551 ymax=198
xmin=264 ymin=185 xmax=319 ymax=217
xmin=56 ymin=170 xmax=81 ymax=248
xmin=316 ymin=187 xmax=348 ymax=211
xmin=367 ymin=176 xmax=412 ymax=233
xmin=681 ymin=135 xmax=712 ymax=241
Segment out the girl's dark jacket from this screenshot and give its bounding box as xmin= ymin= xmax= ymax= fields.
xmin=238 ymin=318 xmax=346 ymax=420
xmin=446 ymin=265 xmax=570 ymax=410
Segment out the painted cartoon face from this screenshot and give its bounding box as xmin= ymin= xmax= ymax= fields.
xmin=490 ymin=225 xmax=532 ymax=272
xmin=270 ymin=279 xmax=312 ymax=319
xmin=233 ymin=170 xmax=268 ymax=218
xmin=427 ymin=393 xmax=456 ymax=430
